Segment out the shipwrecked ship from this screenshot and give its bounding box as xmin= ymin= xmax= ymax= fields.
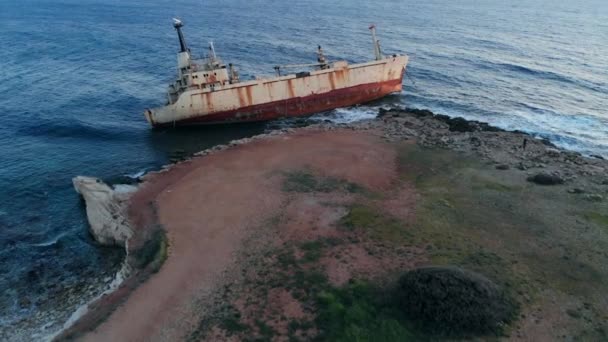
xmin=144 ymin=19 xmax=408 ymax=127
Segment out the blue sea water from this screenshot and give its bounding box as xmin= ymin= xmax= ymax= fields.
xmin=1 ymin=0 xmax=607 ymax=337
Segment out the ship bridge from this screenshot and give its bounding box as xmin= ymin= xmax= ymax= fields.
xmin=167 ymin=19 xmax=239 ymax=104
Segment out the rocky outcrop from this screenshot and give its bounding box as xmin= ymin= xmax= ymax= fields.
xmin=73 ymin=176 xmax=136 ymax=247
xmin=527 ymin=173 xmax=565 ymax=185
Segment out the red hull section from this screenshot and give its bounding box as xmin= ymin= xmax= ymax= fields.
xmin=152 ymin=78 xmax=403 ymax=128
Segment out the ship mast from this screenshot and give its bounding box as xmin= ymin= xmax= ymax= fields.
xmin=173 ymin=18 xmax=188 ymax=53
xmin=369 ymin=24 xmax=382 ymax=61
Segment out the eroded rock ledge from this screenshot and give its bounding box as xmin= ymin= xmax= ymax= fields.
xmin=72 ymin=176 xmax=136 ymax=247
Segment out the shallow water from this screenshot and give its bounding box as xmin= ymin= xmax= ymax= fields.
xmin=0 ymin=0 xmax=607 ymax=337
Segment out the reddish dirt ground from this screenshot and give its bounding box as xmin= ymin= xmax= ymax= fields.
xmin=81 ymin=128 xmax=403 ymax=341
xmin=70 ymin=111 xmax=608 ymax=341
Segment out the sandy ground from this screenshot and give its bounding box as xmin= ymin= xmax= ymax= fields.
xmin=82 ymin=129 xmax=398 ymax=341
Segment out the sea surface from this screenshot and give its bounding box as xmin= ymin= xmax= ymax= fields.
xmin=1 ymin=0 xmax=607 ymax=338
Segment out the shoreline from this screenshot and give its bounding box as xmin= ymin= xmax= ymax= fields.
xmin=55 ymin=107 xmax=608 ymax=341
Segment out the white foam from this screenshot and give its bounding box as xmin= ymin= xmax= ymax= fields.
xmin=126 ymin=169 xmax=147 ymax=179
xmin=309 ymin=106 xmax=380 ymax=124
xmin=44 ymin=261 xmax=132 ymax=341
xmin=31 ymin=233 xmax=66 ymax=248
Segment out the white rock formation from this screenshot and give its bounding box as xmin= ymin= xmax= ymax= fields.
xmin=73 ymin=176 xmax=136 ymax=247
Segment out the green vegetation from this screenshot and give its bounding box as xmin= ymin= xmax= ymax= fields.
xmin=282 ymin=170 xmax=369 ymax=195
xmin=397 ymin=266 xmax=516 ymax=337
xmin=130 ymin=227 xmax=168 ymax=272
xmin=582 ymin=211 xmax=608 ymax=228
xmin=299 ymin=240 xmax=324 ymax=263
xmin=316 ymin=280 xmax=418 ymax=342
xmin=340 ymin=205 xmax=413 ymax=243
xmin=220 ymin=308 xmax=248 ymax=334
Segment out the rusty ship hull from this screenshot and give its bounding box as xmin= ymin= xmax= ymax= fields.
xmin=145 ymin=21 xmax=408 ymax=128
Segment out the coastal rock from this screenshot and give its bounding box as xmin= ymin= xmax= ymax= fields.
xmin=583 ymin=194 xmax=604 ymax=202
xmin=527 ymin=173 xmax=564 ymax=185
xmin=567 ymin=188 xmax=586 ymax=194
xmin=73 ymin=176 xmax=135 ymax=247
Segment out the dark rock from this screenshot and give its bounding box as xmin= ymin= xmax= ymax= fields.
xmin=470 ymin=136 xmax=482 ymax=147
xmin=540 ymin=138 xmax=556 ymax=147
xmin=443 ymin=116 xmax=476 ymax=132
xmin=397 ymin=266 xmax=516 ymax=336
xmin=584 ymin=194 xmax=603 ymax=202
xmin=103 ymin=175 xmax=140 ymax=186
xmin=590 ymin=154 xmax=605 ymax=160
xmin=404 ymin=108 xmax=434 ymax=118
xmin=567 ymin=188 xmax=586 ymax=194
xmin=527 ymin=173 xmax=564 ymax=185
xmin=496 ymin=164 xmax=510 ymax=170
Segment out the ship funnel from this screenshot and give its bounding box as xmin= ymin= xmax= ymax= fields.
xmin=369 ymin=24 xmax=382 ymax=61
xmin=173 ymin=18 xmax=188 ymax=53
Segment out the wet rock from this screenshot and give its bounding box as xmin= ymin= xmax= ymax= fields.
xmin=404 ymin=108 xmax=434 ymax=118
xmin=545 ymin=148 xmax=562 ymax=158
xmin=470 ymin=136 xmax=482 ymax=147
xmin=72 ymin=176 xmax=135 ymax=247
xmin=527 ymin=173 xmax=564 ymax=185
xmin=540 ymin=138 xmax=556 ymax=147
xmin=397 ymin=266 xmax=516 ymax=336
xmin=568 ymin=188 xmax=586 ymax=194
xmin=496 ymin=164 xmax=510 ymax=170
xmin=583 ymin=194 xmax=604 ymax=202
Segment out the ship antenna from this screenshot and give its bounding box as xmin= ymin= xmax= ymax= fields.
xmin=173 ymin=18 xmax=188 ymax=53
xmin=369 ymin=24 xmax=382 ymax=60
xmin=209 ymin=41 xmax=217 ymax=61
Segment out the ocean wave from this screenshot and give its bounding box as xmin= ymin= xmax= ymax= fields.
xmin=16 ymin=120 xmax=134 ymax=141
xmin=479 ymin=61 xmax=606 ymax=94
xmin=308 ymin=106 xmax=379 ymax=124
xmin=30 ymin=233 xmax=67 ymax=248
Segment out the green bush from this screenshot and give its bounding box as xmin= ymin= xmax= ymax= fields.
xmin=397 ymin=266 xmax=516 ymax=337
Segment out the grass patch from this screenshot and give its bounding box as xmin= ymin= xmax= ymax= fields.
xmin=582 ymin=212 xmax=608 ymax=228
xmin=316 ymin=280 xmax=419 ymax=341
xmin=340 ymin=205 xmax=413 ymax=243
xmin=473 ymin=178 xmax=521 ymax=192
xmin=249 ymin=319 xmax=276 ymax=342
xmin=220 ymin=308 xmax=248 ymax=334
xmin=130 ymin=228 xmax=168 ymax=271
xmin=300 ymin=240 xmax=324 ymax=263
xmin=282 ymin=170 xmax=370 ymax=195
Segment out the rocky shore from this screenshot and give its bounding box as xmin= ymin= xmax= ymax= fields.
xmin=59 ymin=108 xmax=608 ymax=341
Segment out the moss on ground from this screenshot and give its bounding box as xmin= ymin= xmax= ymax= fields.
xmin=581 ymin=211 xmax=608 ymax=229
xmin=340 ymin=205 xmax=413 ymax=243
xmin=130 ymin=227 xmax=168 ymax=272
xmin=316 ymin=280 xmax=419 ymax=342
xmin=394 ymin=143 xmax=608 ymax=339
xmin=282 ymin=170 xmax=370 ymax=195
